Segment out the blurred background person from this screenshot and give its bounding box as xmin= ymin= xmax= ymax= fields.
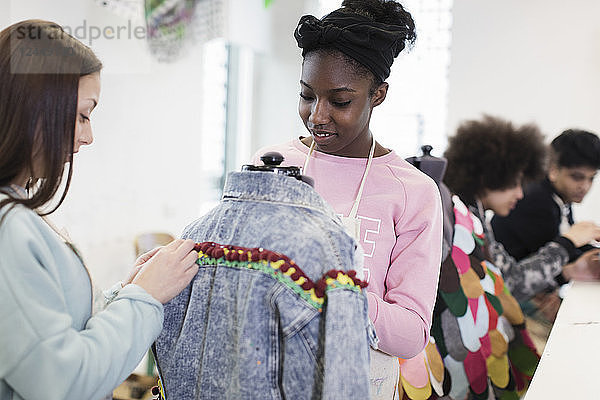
xmin=492 ymin=129 xmax=600 ymax=327
xmin=401 ymin=115 xmax=545 ymax=399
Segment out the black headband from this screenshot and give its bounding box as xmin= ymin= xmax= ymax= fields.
xmin=294 ymin=10 xmax=411 ymax=82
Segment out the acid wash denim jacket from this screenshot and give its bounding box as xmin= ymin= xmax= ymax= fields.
xmin=154 ymin=171 xmax=374 ymax=400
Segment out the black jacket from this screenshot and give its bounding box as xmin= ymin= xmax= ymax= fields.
xmin=491 ymin=178 xmax=580 ymax=263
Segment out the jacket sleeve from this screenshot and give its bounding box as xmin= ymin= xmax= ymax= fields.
xmin=322 ymin=288 xmax=371 ymax=399
xmin=487 ymin=238 xmax=570 ymax=302
xmin=367 ymin=178 xmax=443 ymax=358
xmin=0 ymin=212 xmax=164 ymax=400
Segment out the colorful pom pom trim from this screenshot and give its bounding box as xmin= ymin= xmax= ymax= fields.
xmin=193 ymin=242 xmax=367 ymax=311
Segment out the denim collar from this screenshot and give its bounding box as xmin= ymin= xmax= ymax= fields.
xmin=222 ymin=171 xmax=337 ymax=219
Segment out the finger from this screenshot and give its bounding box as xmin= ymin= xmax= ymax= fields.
xmin=181 ymin=250 xmax=199 ymax=269
xmin=138 ymin=246 xmax=162 ymax=263
xmin=163 ymin=238 xmax=185 ymax=251
xmin=173 ymin=239 xmax=196 ymax=260
xmin=125 ymin=264 xmax=144 ymax=284
xmin=144 ymin=246 xmax=162 ymax=257
xmin=132 ymin=265 xmax=144 ymax=278
xmin=183 ymin=264 xmax=200 ymax=281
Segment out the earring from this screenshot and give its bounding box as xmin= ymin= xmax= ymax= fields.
xmin=25 ymin=177 xmax=34 ymax=195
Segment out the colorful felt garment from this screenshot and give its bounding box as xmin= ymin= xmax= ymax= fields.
xmin=397 ymin=196 xmax=539 ymax=399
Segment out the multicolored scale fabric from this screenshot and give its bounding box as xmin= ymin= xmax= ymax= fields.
xmin=397 ymin=196 xmax=540 ymax=400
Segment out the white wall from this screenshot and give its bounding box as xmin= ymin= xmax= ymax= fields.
xmin=447 ymin=0 xmax=600 ymax=222
xmin=231 ymin=0 xmax=315 ymax=157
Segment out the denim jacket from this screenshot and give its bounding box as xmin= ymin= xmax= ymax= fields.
xmin=154 ymin=171 xmax=373 ymax=399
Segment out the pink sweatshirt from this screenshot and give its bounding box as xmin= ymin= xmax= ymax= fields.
xmin=252 ymin=139 xmax=442 ymax=358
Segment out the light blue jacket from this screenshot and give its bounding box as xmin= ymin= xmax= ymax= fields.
xmin=0 ymin=190 xmax=164 ymax=400
xmin=155 ymin=171 xmax=373 ymax=399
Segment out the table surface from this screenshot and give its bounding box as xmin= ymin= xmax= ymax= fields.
xmin=524 ymin=281 xmax=600 ymax=399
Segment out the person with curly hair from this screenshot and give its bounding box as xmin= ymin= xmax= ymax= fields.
xmin=252 ymin=0 xmax=443 ymax=398
xmin=394 ymin=116 xmax=592 ymax=399
xmin=409 ymin=115 xmax=550 ymax=400
xmin=444 ymin=116 xmax=600 ymax=304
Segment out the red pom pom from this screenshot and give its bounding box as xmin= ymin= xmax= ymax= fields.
xmin=228 ymin=250 xmax=239 ymax=261
xmin=301 ymin=281 xmax=314 ymax=290
xmin=326 ymin=270 xmax=338 ymax=279
xmin=200 ymin=242 xmax=211 ymax=253
xmin=347 ymin=270 xmax=357 ymax=278
xmin=314 ymin=280 xmax=328 ymax=297
xmin=291 ymin=272 xmax=301 ymax=281
xmin=251 ymin=251 xmax=260 ymax=261
xmin=214 ymin=248 xmax=224 ymax=259
xmin=280 ymin=262 xmax=290 ymax=272
xmin=280 ymin=255 xmax=291 ymax=264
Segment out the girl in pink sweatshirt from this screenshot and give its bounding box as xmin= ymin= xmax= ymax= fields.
xmin=252 ymin=1 xmax=443 ymax=397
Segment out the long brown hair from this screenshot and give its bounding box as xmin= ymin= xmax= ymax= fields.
xmin=0 ymin=20 xmax=102 ymax=224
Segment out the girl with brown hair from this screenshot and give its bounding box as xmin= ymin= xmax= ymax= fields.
xmin=0 ymin=20 xmax=198 ymax=400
